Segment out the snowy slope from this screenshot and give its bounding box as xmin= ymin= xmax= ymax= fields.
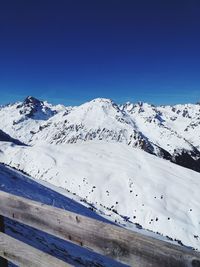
xmin=1 ymin=141 xmax=200 ymax=251
xmin=122 ymin=102 xmax=196 ymax=154
xmin=0 ymin=96 xmax=69 ymax=144
xmin=157 ymin=103 xmax=200 ymax=149
xmin=0 ymin=163 xmax=128 ymax=267
xmin=0 ymin=96 xmax=200 ymax=172
xmin=0 ymin=97 xmax=159 ymax=154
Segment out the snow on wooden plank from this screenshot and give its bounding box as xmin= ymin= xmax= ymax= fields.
xmin=0 ymin=232 xmax=72 ymax=267
xmin=0 ymin=190 xmax=200 ymax=267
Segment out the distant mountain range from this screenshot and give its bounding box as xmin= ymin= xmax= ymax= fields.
xmin=1 ymin=96 xmax=200 ymax=172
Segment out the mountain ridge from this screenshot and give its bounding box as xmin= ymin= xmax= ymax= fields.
xmin=1 ymin=96 xmax=200 ymax=251
xmin=1 ymin=96 xmax=200 ymax=172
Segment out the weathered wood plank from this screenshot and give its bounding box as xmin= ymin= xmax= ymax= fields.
xmin=0 ymin=215 xmax=8 ymax=267
xmin=0 ymin=190 xmax=200 ymax=267
xmin=0 ymin=232 xmax=72 ymax=267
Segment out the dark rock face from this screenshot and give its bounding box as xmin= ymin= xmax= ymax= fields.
xmin=158 ymin=148 xmax=172 ymax=161
xmin=0 ymin=130 xmax=25 ymax=145
xmin=23 ymin=96 xmax=42 ymax=106
xmin=16 ymin=96 xmax=56 ymax=120
xmin=17 ymin=96 xmax=42 ymax=109
xmin=172 ymin=152 xmax=200 ymax=173
xmin=20 ymin=96 xmax=45 ymax=118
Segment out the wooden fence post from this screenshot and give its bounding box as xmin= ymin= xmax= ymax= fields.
xmin=0 ymin=215 xmax=8 ymax=267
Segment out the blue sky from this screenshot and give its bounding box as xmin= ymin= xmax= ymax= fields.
xmin=0 ymin=0 xmax=200 ymax=106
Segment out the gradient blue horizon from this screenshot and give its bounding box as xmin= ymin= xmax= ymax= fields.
xmin=0 ymin=0 xmax=200 ymax=106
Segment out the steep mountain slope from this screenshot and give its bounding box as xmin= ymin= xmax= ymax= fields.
xmin=122 ymin=102 xmax=195 ymax=154
xmin=0 ymin=96 xmax=68 ymax=144
xmin=0 ymin=129 xmax=24 ymax=145
xmin=0 ymin=96 xmax=200 ymax=172
xmin=157 ymin=103 xmax=200 ymax=149
xmin=29 ymin=98 xmax=162 ymax=156
xmin=122 ymin=102 xmax=200 ymax=172
xmin=1 ymin=141 xmax=200 ymax=250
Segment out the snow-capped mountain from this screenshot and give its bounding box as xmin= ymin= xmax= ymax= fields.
xmin=0 ymin=96 xmax=200 ymax=172
xmin=122 ymin=101 xmax=200 ymax=172
xmin=0 ymin=141 xmax=200 ymax=250
xmin=1 ymin=96 xmax=200 ymax=253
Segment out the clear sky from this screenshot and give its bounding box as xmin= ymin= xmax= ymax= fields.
xmin=0 ymin=0 xmax=200 ymax=106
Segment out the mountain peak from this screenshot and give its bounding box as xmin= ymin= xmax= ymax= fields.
xmin=14 ymin=96 xmax=56 ymax=121
xmin=23 ymin=96 xmax=43 ymax=106
xmin=90 ymin=98 xmax=113 ymax=104
xmin=1 ymin=97 xmax=200 ymax=172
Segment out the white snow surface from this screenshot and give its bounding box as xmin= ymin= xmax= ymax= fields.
xmin=1 ymin=97 xmax=200 ymax=156
xmin=0 ymin=141 xmax=200 ymax=250
xmin=0 ymin=164 xmax=128 ymax=266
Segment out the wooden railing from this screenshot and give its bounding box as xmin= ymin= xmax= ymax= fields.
xmin=0 ymin=190 xmax=200 ymax=267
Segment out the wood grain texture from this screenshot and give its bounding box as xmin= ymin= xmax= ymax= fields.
xmin=0 ymin=190 xmax=200 ymax=267
xmin=0 ymin=232 xmax=72 ymax=267
xmin=0 ymin=215 xmax=8 ymax=267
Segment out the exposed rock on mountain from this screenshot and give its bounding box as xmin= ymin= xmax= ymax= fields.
xmin=0 ymin=97 xmax=200 ymax=172
xmin=15 ymin=96 xmax=57 ymax=121
xmin=0 ymin=129 xmax=24 ymax=145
